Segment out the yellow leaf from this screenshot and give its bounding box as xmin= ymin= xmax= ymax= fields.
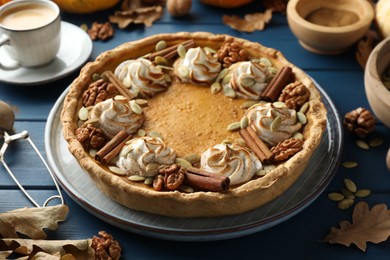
xmin=0 ymin=204 xmax=69 ymax=239
xmin=324 ymin=201 xmax=390 ymax=251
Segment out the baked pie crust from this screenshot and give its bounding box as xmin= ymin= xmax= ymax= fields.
xmin=61 ymin=32 xmax=327 ymax=218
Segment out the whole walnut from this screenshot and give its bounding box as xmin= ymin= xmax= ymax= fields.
xmin=343 ymin=107 xmax=376 ymax=138
xmin=167 ymin=0 xmax=192 ymax=17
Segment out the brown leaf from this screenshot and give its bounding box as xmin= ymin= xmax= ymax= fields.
xmin=0 ymin=238 xmax=93 ymax=259
xmin=0 ymin=204 xmax=69 ymax=239
xmin=356 ymin=30 xmax=379 ymax=69
xmin=324 ymin=201 xmax=390 ymax=251
xmin=223 ymin=9 xmax=273 ymax=33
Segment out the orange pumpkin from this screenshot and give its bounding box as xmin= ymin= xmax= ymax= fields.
xmin=52 ymin=0 xmax=120 ymax=14
xmin=0 ymin=0 xmax=12 ymax=6
xmin=201 ymin=0 xmax=254 ymax=8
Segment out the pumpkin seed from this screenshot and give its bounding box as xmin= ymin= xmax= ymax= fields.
xmin=177 ymin=44 xmax=187 ymax=58
xmin=223 ymin=86 xmax=236 ymax=98
xmin=119 ymin=144 xmax=133 ymax=157
xmin=130 ymin=100 xmax=143 ymax=114
xmin=137 ymin=129 xmax=146 ymax=137
xmin=144 ymin=177 xmax=154 ymax=186
xmin=267 ymin=67 xmax=278 ymax=76
xmin=338 ymin=198 xmax=354 ymax=209
xmin=210 ymin=82 xmax=222 ymax=94
xmin=355 ymin=189 xmax=371 ymax=198
xmin=241 ymin=77 xmax=256 ymax=87
xmin=78 ymin=106 xmax=88 ymax=121
xmin=109 ymin=166 xmax=126 ymax=176
xmin=89 ymin=148 xmax=97 ymax=158
xmin=344 ymin=178 xmax=357 ymax=193
xmin=259 ymin=57 xmax=272 ymax=67
xmin=216 ymin=68 xmax=229 ymax=82
xmin=369 ymin=137 xmax=384 ymax=147
xmin=148 ymin=131 xmax=163 ymax=140
xmin=155 ymin=40 xmax=167 ymax=51
xmin=145 ymin=163 xmax=160 ymax=175
xmin=180 ymin=185 xmax=194 ymax=193
xmin=240 ymin=116 xmax=249 ymax=129
xmin=157 ymin=65 xmax=174 ymax=71
xmin=177 ymin=66 xmax=189 ymax=78
xmin=80 ymin=23 xmax=88 ymax=32
xmin=356 ymin=140 xmax=369 ymax=150
xmin=128 ymin=175 xmax=146 ymax=182
xmin=183 ymin=153 xmax=201 ymax=165
xmin=256 ymin=169 xmax=268 ymax=176
xmin=154 ymin=56 xmax=168 ymax=66
xmin=135 ymin=99 xmax=148 ymax=107
xmin=241 ymin=100 xmax=258 ymax=109
xmin=175 ymin=157 xmax=192 ymax=169
xmin=270 ymin=115 xmax=281 ymax=132
xmin=292 ymin=132 xmax=304 ymax=140
xmin=222 ymin=74 xmax=232 ymax=85
xmin=328 ymin=192 xmax=345 ymax=201
xmin=341 ymin=188 xmax=355 ymax=199
xmin=273 ymin=101 xmax=286 ymax=108
xmin=92 ymin=73 xmax=102 ymax=82
xmin=342 ymin=161 xmax=358 ymax=168
xmin=114 ymin=95 xmax=127 ymax=101
xmin=297 ymin=111 xmax=307 ymax=124
xmin=227 ymin=121 xmax=241 ymax=131
xmin=204 ymin=46 xmax=216 ymax=54
xmin=299 ymin=102 xmax=309 ymax=114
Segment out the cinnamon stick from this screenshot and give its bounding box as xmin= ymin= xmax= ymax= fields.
xmin=95 ymin=130 xmax=131 ymax=163
xmin=185 ymin=167 xmax=230 ymax=193
xmin=102 ymin=71 xmax=134 ymax=100
xmin=239 ymin=127 xmax=273 ymax=163
xmin=247 ymin=126 xmax=273 ymax=160
xmin=148 ymin=39 xmax=195 ymax=61
xmin=261 ymin=66 xmax=293 ymax=102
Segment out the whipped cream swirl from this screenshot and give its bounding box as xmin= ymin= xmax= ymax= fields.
xmin=201 ymin=143 xmax=262 ymax=186
xmin=246 ymin=103 xmax=302 ymax=146
xmin=89 ymin=97 xmax=145 ymax=138
xmin=174 ymin=47 xmax=221 ymax=86
xmin=117 ymin=136 xmax=176 ymax=177
xmin=114 ymin=58 xmax=170 ymax=98
xmin=223 ymin=61 xmax=268 ymax=100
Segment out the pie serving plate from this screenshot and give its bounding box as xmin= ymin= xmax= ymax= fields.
xmin=44 ymin=79 xmax=342 ymax=241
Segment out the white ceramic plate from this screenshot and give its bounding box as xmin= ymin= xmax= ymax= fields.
xmin=0 ymin=22 xmax=92 ymax=85
xmin=45 ymin=81 xmax=343 ymax=241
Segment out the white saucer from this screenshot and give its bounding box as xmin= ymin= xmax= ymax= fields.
xmin=0 ymin=21 xmax=92 ymax=86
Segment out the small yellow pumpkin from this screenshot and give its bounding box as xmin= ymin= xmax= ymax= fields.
xmin=201 ymin=0 xmax=254 ymax=8
xmin=376 ymin=0 xmax=390 ymax=38
xmin=53 ymin=0 xmax=120 ymax=14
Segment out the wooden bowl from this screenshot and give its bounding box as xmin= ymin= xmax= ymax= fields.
xmin=287 ymin=0 xmax=374 ymax=55
xmin=364 ymin=36 xmax=390 ymax=129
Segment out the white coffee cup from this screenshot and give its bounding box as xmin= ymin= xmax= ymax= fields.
xmin=0 ymin=0 xmax=61 ymax=68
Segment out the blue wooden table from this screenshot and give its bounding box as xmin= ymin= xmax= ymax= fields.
xmin=1 ymin=1 xmax=390 ymax=259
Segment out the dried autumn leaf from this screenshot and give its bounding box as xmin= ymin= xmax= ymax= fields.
xmin=356 ymin=30 xmax=379 ymax=69
xmin=0 ymin=204 xmax=69 ymax=239
xmin=324 ymin=201 xmax=390 ymax=251
xmin=223 ymin=9 xmax=273 ymax=33
xmin=109 ymin=5 xmax=163 ymax=28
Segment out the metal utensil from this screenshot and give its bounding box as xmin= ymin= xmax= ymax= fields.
xmin=0 ymin=100 xmax=64 ymax=207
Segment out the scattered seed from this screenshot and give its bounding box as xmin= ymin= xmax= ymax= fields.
xmin=180 ymin=185 xmax=194 ymax=193
xmin=222 ymin=74 xmax=232 ymax=85
xmin=144 ymin=177 xmax=154 ymax=186
xmin=273 ymin=101 xmax=286 ymax=108
xmin=80 ymin=23 xmax=88 ymax=31
xmin=92 ymin=73 xmax=102 ymax=82
xmin=78 ymin=106 xmax=89 ymax=121
xmin=355 ymin=189 xmax=371 ymax=198
xmin=137 ymin=129 xmax=146 ymax=137
xmin=108 ymin=166 xmax=126 ymax=176
xmin=154 ymin=56 xmax=168 ymax=66
xmin=292 ymin=132 xmax=304 ymax=140
xmin=356 ymin=139 xmax=369 ymax=150
xmin=223 ymin=86 xmax=236 ymax=98
xmin=128 ymin=175 xmax=146 ymax=182
xmin=338 ymin=198 xmax=354 ymax=209
xmin=204 ymin=46 xmax=216 ymax=54
xmin=241 ymin=100 xmax=258 ymax=109
xmin=216 ymin=68 xmax=229 ymax=82
xmin=210 ymin=82 xmax=222 ymax=94
xmin=135 ymin=99 xmax=148 ymax=107
xmin=89 ymin=148 xmax=97 ymax=158
xmin=328 ymin=192 xmax=345 ymax=202
xmin=240 ymin=116 xmax=249 ymax=129
xmin=175 ymin=157 xmax=192 ymax=169
xmin=177 ymin=66 xmax=189 ymax=78
xmin=241 ymin=77 xmax=256 ymax=87
xmin=341 ymin=188 xmax=355 ymax=199
xmin=344 ymin=178 xmax=357 ymax=193
xmin=270 ymin=115 xmax=281 ymax=132
xmin=183 ymin=153 xmax=201 ymax=165
xmin=297 ymin=112 xmax=307 ymax=124
xmin=155 ymin=40 xmax=167 ymax=51
xmin=177 ymin=44 xmax=187 ymax=58
xmin=227 ymin=121 xmax=241 ymax=131
xmin=145 ymin=163 xmax=160 ymax=175
xmin=267 ymin=67 xmax=278 ymax=76
xmin=259 ymin=57 xmax=272 ymax=67
xmin=119 ymin=145 xmax=132 ymax=157
xmin=114 ymin=95 xmax=127 ymax=101
xmin=130 ymin=100 xmax=143 ymax=114
xmin=299 ymin=102 xmax=309 ymax=114
xmin=342 ymin=161 xmax=358 ymax=168
xmin=148 ymin=131 xmax=163 ymax=140
xmin=369 ymin=137 xmax=384 ymax=147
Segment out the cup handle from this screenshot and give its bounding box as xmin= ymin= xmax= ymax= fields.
xmin=0 ymin=34 xmax=19 ymax=70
